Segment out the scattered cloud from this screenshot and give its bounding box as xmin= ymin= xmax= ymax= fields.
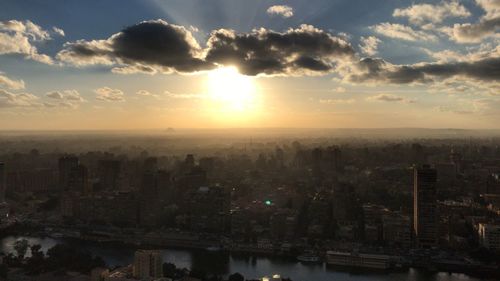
xmin=423 ymin=43 xmax=500 ymax=63
xmin=52 ymin=27 xmax=65 ymax=37
xmin=371 ymin=23 xmax=437 ymax=42
xmin=94 ymin=87 xmax=125 ymax=101
xmin=136 ymin=90 xmax=161 ymax=98
xmin=136 ymin=90 xmax=153 ymax=96
xmin=0 ymin=20 xmax=61 ymax=64
xmin=359 ymin=36 xmax=381 ymax=56
xmin=267 ymin=5 xmax=294 ymax=18
xmin=319 ymin=98 xmax=355 ymax=105
xmin=44 ymin=90 xmax=85 ymax=108
xmin=435 ymin=105 xmax=475 ymax=115
xmin=64 ymin=90 xmax=85 ymax=102
xmin=366 ymin=93 xmax=416 ymax=103
xmin=46 ymin=91 xmax=64 ymax=99
xmin=0 ymin=89 xmax=41 ymax=108
xmin=445 ymin=0 xmax=500 ymax=43
xmin=164 ymin=91 xmax=203 ymax=99
xmin=393 ymin=1 xmax=470 ymax=25
xmin=46 ymin=90 xmax=84 ymax=102
xmin=332 ymin=86 xmax=347 ymax=93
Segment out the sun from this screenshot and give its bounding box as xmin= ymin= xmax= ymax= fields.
xmin=206 ymin=66 xmax=256 ymax=112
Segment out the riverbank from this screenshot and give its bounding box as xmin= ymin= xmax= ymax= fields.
xmin=2 ymin=223 xmax=499 ymax=280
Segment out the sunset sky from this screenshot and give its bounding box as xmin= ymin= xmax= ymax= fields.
xmin=0 ymin=0 xmax=499 ymax=130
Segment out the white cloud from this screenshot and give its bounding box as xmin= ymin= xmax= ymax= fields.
xmin=46 ymin=91 xmax=64 ymax=99
xmin=0 ymin=20 xmax=56 ymax=64
xmin=44 ymin=90 xmax=85 ymax=109
xmin=136 ymin=90 xmax=162 ymax=98
xmin=393 ymin=1 xmax=470 ymax=25
xmin=422 ymin=43 xmax=500 ymax=62
xmin=359 ymin=36 xmax=381 ymax=56
xmin=332 ymin=86 xmax=347 ymax=93
xmin=64 ymin=90 xmax=85 ymax=102
xmin=476 ymin=0 xmax=500 ymax=19
xmin=319 ymin=98 xmax=356 ymax=105
xmin=52 ymin=27 xmax=65 ymax=37
xmin=267 ymin=5 xmax=294 ymax=18
xmin=371 ymin=23 xmax=437 ymax=42
xmin=445 ymin=0 xmax=500 ymax=43
xmin=46 ymin=89 xmax=85 ymax=102
xmin=0 ymin=72 xmax=25 ymax=90
xmin=164 ymin=91 xmax=203 ymax=99
xmin=136 ymin=90 xmax=152 ymax=96
xmin=94 ymin=87 xmax=125 ymax=102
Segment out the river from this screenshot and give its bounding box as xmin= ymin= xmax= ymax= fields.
xmin=0 ymin=236 xmax=495 ymax=281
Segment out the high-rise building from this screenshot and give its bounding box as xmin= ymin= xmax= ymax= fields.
xmin=98 ymin=160 xmax=122 ymax=190
xmin=133 ymin=250 xmax=163 ymax=279
xmin=450 ymin=149 xmax=463 ymax=174
xmin=188 ymin=186 xmax=230 ymax=233
xmin=478 ymin=223 xmax=500 ymax=252
xmin=68 ymin=164 xmax=89 ymax=193
xmin=0 ymin=162 xmax=5 ymax=202
xmin=413 ymin=165 xmax=438 ymax=248
xmin=58 ymin=156 xmax=79 ymax=191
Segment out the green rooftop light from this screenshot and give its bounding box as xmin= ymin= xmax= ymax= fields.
xmin=265 ymin=200 xmax=272 ymax=206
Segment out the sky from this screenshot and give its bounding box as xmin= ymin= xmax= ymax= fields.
xmin=0 ymin=0 xmax=499 ymax=130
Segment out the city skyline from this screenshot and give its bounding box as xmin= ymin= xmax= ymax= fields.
xmin=1 ymin=0 xmax=499 ymax=130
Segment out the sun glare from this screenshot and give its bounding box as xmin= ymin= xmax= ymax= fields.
xmin=206 ymin=66 xmax=256 ymax=112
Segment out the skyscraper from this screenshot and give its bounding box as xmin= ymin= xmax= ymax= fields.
xmin=133 ymin=250 xmax=163 ymax=279
xmin=413 ymin=165 xmax=438 ymax=248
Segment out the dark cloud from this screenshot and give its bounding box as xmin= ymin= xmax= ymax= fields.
xmin=346 ymin=57 xmax=500 ymax=84
xmin=58 ymin=22 xmax=354 ymax=76
xmin=57 ymin=20 xmax=213 ymax=73
xmin=205 ymin=25 xmax=355 ymax=75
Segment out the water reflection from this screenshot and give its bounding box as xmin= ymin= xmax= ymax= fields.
xmin=0 ymin=236 xmax=495 ymax=281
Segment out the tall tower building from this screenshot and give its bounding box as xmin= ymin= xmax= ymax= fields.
xmin=413 ymin=165 xmax=438 ymax=248
xmin=58 ymin=156 xmax=79 ymax=191
xmin=0 ymin=162 xmax=5 ymax=202
xmin=133 ymin=250 xmax=163 ymax=279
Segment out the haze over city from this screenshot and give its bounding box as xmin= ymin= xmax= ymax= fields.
xmin=1 ymin=1 xmax=500 ymax=281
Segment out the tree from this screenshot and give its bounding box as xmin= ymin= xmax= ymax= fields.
xmin=0 ymin=263 xmax=7 ymax=279
xmin=14 ymin=239 xmax=29 ymax=259
xmin=228 ymin=272 xmax=244 ymax=281
xmin=30 ymin=244 xmax=43 ymax=258
xmin=26 ymin=244 xmax=45 ymax=275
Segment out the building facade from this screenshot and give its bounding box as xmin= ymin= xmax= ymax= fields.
xmin=133 ymin=250 xmax=163 ymax=280
xmin=413 ymin=165 xmax=438 ymax=248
